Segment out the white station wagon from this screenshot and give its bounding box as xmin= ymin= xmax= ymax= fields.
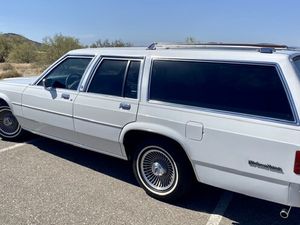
xmin=1 ymin=43 xmax=300 ymax=218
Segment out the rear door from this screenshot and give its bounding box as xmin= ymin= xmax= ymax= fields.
xmin=73 ymin=57 xmax=143 ymax=157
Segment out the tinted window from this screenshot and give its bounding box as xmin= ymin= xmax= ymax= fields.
xmin=150 ymin=60 xmax=294 ymax=121
xmin=124 ymin=61 xmax=140 ymax=98
xmin=88 ymin=59 xmax=128 ymax=96
xmin=294 ymin=56 xmax=300 ymax=73
xmin=38 ymin=57 xmax=92 ymax=90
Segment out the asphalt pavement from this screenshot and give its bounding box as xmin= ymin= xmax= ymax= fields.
xmin=0 ymin=136 xmax=299 ymax=225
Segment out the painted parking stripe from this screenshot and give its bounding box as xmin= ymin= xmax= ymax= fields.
xmin=0 ymin=139 xmax=40 ymax=153
xmin=0 ymin=143 xmax=27 ymax=153
xmin=206 ymin=191 xmax=233 ymax=225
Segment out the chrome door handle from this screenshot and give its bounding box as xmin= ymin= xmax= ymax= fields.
xmin=61 ymin=93 xmax=70 ymax=99
xmin=119 ymin=102 xmax=131 ymax=110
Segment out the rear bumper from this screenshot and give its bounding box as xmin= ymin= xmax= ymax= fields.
xmin=288 ymin=183 xmax=300 ymax=207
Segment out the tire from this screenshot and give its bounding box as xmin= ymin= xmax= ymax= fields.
xmin=0 ymin=106 xmax=26 ymax=141
xmin=132 ymin=139 xmax=194 ymax=202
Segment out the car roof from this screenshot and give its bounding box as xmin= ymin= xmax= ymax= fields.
xmin=68 ymin=46 xmax=300 ymax=63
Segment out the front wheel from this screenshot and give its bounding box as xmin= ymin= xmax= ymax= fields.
xmin=133 ymin=140 xmax=194 ymax=201
xmin=0 ymin=106 xmax=26 ymax=140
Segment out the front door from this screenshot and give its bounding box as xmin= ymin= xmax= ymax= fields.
xmin=21 ymin=56 xmax=93 ymax=143
xmin=73 ymin=58 xmax=142 ymax=157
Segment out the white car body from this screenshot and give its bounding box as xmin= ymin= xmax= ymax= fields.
xmin=1 ymin=45 xmax=300 ymax=208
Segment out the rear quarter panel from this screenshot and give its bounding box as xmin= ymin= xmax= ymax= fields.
xmin=132 ymin=54 xmax=300 ymax=206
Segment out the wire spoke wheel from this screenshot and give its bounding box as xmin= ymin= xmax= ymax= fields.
xmin=0 ymin=107 xmax=21 ymax=138
xmin=137 ymin=146 xmax=178 ymax=195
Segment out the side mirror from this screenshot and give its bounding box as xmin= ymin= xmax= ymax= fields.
xmin=42 ymin=78 xmax=53 ymax=90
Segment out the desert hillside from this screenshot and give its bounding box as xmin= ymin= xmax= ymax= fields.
xmin=0 ymin=33 xmax=132 ymax=79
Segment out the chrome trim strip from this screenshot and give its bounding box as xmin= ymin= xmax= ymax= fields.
xmin=193 ymin=160 xmax=289 ymax=186
xmin=149 ymin=99 xmax=298 ymax=128
xmin=77 ymin=55 xmax=99 ymax=92
xmin=147 ymin=58 xmax=298 ymax=126
xmin=137 ymin=57 xmax=146 ymax=101
xmin=27 ymin=129 xmax=127 ymax=160
xmin=22 ymin=104 xmax=72 ymax=118
xmin=11 ymin=102 xmax=22 ymax=107
xmin=73 ymin=116 xmax=122 ymax=129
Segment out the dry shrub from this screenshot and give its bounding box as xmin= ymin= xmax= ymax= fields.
xmin=1 ymin=63 xmax=14 ymax=71
xmin=0 ymin=69 xmax=21 ymax=79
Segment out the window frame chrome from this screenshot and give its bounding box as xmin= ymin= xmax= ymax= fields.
xmin=147 ymin=57 xmax=299 ymax=126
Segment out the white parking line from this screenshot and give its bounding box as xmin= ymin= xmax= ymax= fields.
xmin=0 ymin=139 xmax=40 ymax=154
xmin=206 ymin=191 xmax=233 ymax=225
xmin=0 ymin=143 xmax=27 ymax=153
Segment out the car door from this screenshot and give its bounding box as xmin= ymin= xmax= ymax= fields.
xmin=73 ymin=57 xmax=142 ymax=157
xmin=21 ymin=56 xmax=93 ymax=143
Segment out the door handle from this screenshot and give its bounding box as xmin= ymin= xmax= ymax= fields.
xmin=119 ymin=102 xmax=131 ymax=110
xmin=61 ymin=93 xmax=70 ymax=100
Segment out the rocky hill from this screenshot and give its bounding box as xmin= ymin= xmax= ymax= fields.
xmin=0 ymin=33 xmax=42 ymax=62
xmin=0 ymin=33 xmax=41 ymax=47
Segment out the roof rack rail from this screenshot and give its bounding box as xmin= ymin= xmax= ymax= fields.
xmin=146 ymin=42 xmax=289 ymax=52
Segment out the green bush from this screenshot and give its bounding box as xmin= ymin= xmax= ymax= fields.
xmin=0 ymin=37 xmax=12 ymax=62
xmin=40 ymin=34 xmax=82 ymax=65
xmin=90 ymin=39 xmax=132 ymax=48
xmin=8 ymin=43 xmax=37 ymax=63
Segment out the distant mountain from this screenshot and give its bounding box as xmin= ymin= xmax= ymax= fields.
xmin=0 ymin=33 xmax=41 ymax=47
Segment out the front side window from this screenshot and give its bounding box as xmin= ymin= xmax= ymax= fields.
xmin=88 ymin=59 xmax=141 ymax=98
xmin=38 ymin=57 xmax=92 ymax=90
xmin=150 ymin=60 xmax=294 ymax=122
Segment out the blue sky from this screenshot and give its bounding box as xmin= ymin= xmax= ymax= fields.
xmin=0 ymin=0 xmax=299 ymax=46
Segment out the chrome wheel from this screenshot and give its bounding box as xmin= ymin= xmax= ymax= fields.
xmin=137 ymin=146 xmax=178 ymax=195
xmin=0 ymin=107 xmax=21 ymax=138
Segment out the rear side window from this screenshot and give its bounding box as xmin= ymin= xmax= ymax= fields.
xmin=88 ymin=59 xmax=127 ymax=96
xmin=88 ymin=59 xmax=141 ymax=98
xmin=294 ymin=56 xmax=300 ymax=73
xmin=150 ymin=60 xmax=294 ymax=122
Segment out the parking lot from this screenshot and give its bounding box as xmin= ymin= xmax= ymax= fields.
xmin=0 ymin=135 xmax=299 ymax=225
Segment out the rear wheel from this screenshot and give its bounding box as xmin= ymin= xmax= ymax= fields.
xmin=133 ymin=139 xmax=194 ymax=201
xmin=0 ymin=106 xmax=26 ymax=140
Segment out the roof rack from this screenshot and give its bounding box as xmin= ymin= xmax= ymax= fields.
xmin=146 ymin=42 xmax=289 ymax=53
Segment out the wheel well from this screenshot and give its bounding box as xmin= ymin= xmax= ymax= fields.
xmin=123 ymin=130 xmax=197 ymax=181
xmin=123 ymin=130 xmax=195 ymax=172
xmin=0 ymin=98 xmax=9 ymax=107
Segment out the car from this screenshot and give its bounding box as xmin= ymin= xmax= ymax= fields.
xmin=0 ymin=43 xmax=300 ymax=218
